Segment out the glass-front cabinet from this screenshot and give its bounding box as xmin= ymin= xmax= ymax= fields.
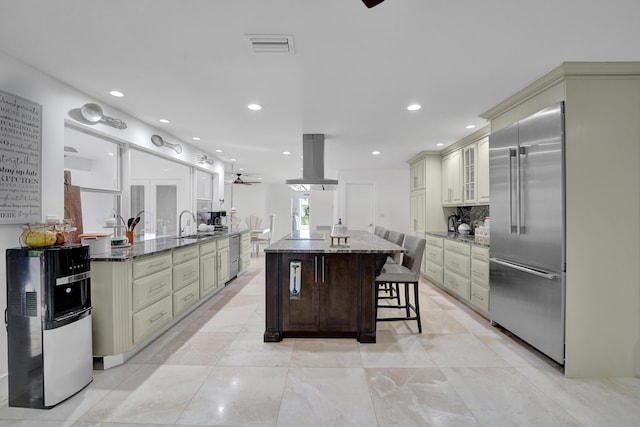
xmin=463 ymin=143 xmax=477 ymax=204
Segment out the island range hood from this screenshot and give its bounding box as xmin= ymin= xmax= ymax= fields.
xmin=286 ymin=134 xmax=338 ymax=191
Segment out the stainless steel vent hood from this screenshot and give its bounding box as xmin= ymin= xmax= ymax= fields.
xmin=286 ymin=134 xmax=338 ymax=191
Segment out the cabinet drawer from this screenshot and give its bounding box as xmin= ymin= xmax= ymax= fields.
xmin=173 ymin=246 xmax=199 ymax=264
xmin=217 ymin=237 xmax=229 ymax=249
xmin=445 ymin=239 xmax=471 ymax=256
xmin=241 ymin=232 xmax=250 ymax=243
xmin=425 ymin=235 xmax=443 ymax=248
xmin=471 ymin=245 xmax=489 ymax=261
xmin=444 ymin=269 xmax=470 ymax=300
xmin=132 ymin=268 xmax=172 ymax=312
xmin=133 ymin=253 xmax=172 ymax=279
xmin=425 ymin=262 xmax=443 ymax=284
xmin=444 ymin=250 xmax=470 ymax=278
xmin=173 ymin=258 xmax=199 ymax=291
xmin=425 ymin=245 xmax=444 ymax=266
xmin=173 ymin=281 xmax=199 ymax=316
xmin=471 ymin=258 xmax=489 ymax=286
xmin=200 ymin=240 xmax=217 ymax=255
xmin=470 ymin=283 xmax=489 ymax=312
xmin=133 ymin=295 xmax=172 ymax=344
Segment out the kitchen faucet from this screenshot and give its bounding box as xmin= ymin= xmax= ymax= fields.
xmin=178 ymin=210 xmax=197 ymax=237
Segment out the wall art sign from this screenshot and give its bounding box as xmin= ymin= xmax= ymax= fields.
xmin=0 ymin=89 xmax=42 ymax=224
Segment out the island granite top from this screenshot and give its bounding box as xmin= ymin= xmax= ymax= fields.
xmin=265 ymin=230 xmax=406 ymax=254
xmin=90 ymin=230 xmax=250 ymax=261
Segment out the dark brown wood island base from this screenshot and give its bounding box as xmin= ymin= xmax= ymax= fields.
xmin=263 ymin=230 xmax=404 ymax=343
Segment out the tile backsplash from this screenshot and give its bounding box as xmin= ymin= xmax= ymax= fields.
xmin=457 ymin=205 xmax=489 ymax=231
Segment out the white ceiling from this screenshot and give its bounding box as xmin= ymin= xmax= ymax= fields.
xmin=1 ymin=0 xmax=639 ymax=184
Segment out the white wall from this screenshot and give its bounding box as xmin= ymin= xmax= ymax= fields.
xmin=337 ymin=169 xmax=409 ymax=235
xmin=0 ymin=50 xmax=224 ymax=378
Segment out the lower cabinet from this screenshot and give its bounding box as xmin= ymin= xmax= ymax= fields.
xmin=423 ymin=234 xmax=490 ymax=316
xmin=218 ymin=237 xmax=230 ymax=284
xmin=200 ymin=240 xmax=218 ymax=297
xmin=173 ymin=281 xmax=200 ymax=317
xmin=90 ymin=232 xmax=251 ymax=365
xmin=281 ymin=253 xmax=358 ymax=333
xmin=470 ymin=245 xmax=490 ymax=313
xmin=240 ymin=232 xmax=251 ymax=271
xmin=133 ymin=295 xmax=172 ymax=344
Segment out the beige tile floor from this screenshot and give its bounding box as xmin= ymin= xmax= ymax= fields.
xmin=1 ymin=254 xmax=639 ymax=426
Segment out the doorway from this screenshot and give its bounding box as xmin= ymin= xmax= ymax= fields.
xmin=343 ymin=182 xmax=375 ymax=232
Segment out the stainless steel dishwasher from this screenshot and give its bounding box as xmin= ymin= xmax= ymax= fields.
xmin=229 ymin=234 xmax=240 ymax=278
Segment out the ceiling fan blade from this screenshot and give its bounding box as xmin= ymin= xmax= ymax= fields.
xmin=362 ymin=0 xmax=385 ymax=8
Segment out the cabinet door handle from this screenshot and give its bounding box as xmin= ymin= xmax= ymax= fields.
xmin=314 ymin=256 xmax=318 ymax=284
xmin=322 ymin=256 xmax=325 ymax=284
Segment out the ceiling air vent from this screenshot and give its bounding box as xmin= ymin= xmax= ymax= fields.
xmin=246 ymin=34 xmax=294 ymax=54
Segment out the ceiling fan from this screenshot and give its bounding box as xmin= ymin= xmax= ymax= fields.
xmin=362 ymin=0 xmax=385 ymax=8
xmin=229 ymin=173 xmax=262 ymax=185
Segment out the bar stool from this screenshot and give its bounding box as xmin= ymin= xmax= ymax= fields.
xmin=374 ymin=226 xmax=388 ymax=239
xmin=379 ymin=230 xmax=405 ymax=304
xmin=375 ymin=234 xmax=426 ymax=333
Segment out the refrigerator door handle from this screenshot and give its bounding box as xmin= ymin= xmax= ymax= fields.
xmin=508 ymin=148 xmax=516 ymax=233
xmin=490 ymin=257 xmax=559 ymax=279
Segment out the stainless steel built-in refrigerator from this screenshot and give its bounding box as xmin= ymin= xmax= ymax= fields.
xmin=489 ymin=102 xmax=565 ymax=364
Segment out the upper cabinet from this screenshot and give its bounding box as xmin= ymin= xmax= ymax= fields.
xmin=442 ymin=150 xmax=462 ymax=206
xmin=407 ymin=152 xmax=445 ymax=233
xmin=476 ymin=136 xmax=490 ymax=204
xmin=409 ymin=157 xmax=426 ymax=191
xmin=441 ymin=126 xmax=490 ymax=207
xmin=462 ymin=143 xmax=476 ymax=204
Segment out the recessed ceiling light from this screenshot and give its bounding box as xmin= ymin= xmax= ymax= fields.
xmin=372 ymin=151 xmax=380 ymax=155
xmin=407 ymin=104 xmax=422 ymax=111
xmin=248 ymin=104 xmax=262 ymax=111
xmin=436 ymin=143 xmax=444 ymax=147
xmin=258 ymin=177 xmax=263 ymax=180
xmin=465 ymin=124 xmax=476 ymax=129
xmin=230 ymin=158 xmax=236 ymax=162
xmin=109 ymin=90 xmax=124 ymax=97
xmin=216 ymin=149 xmax=222 ymax=153
xmin=192 ymin=137 xmax=201 ymax=141
xmin=282 ymin=151 xmax=291 ymax=155
xmin=159 ymin=119 xmax=170 ymax=124
xmin=239 ymin=168 xmax=244 ymax=171
xmin=162 ymin=168 xmax=169 ymax=172
xmin=108 ymin=152 xmax=114 ymax=156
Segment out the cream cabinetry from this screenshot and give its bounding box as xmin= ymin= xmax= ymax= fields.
xmin=172 ymin=246 xmax=200 ymax=316
xmin=407 ymin=152 xmax=445 ymax=234
xmin=199 ymin=240 xmax=218 ymax=297
xmin=132 ymin=253 xmax=174 ymax=344
xmin=442 ymin=151 xmax=462 ymax=205
xmin=90 ymin=231 xmax=250 ymax=368
xmin=476 ymin=136 xmax=490 ymax=204
xmin=444 ymin=239 xmax=471 ymax=299
xmin=462 ymin=143 xmax=477 ymax=204
xmin=409 ymin=156 xmax=426 ymax=191
xmin=441 ymin=126 xmax=490 ymax=206
xmin=240 ymin=232 xmax=251 ymax=271
xmin=423 ymin=233 xmax=490 ymax=316
xmin=217 ymin=237 xmax=230 ymax=284
xmin=410 ymin=192 xmax=425 ymax=233
xmin=470 ymin=245 xmax=489 ymax=313
xmin=424 ymin=235 xmax=444 ymax=285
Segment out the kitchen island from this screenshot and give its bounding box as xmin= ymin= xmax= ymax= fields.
xmin=264 ymin=230 xmax=404 ymax=343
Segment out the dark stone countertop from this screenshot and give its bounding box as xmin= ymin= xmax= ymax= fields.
xmin=265 ymin=230 xmax=405 ymax=254
xmin=425 ymin=231 xmax=490 ymax=248
xmin=90 ymin=229 xmax=251 ymax=261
